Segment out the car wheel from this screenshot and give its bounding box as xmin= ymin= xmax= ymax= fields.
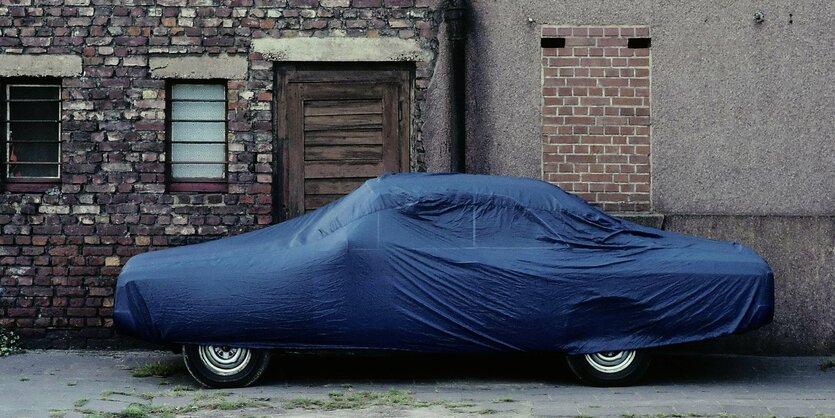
xmin=182 ymin=344 xmax=271 ymax=388
xmin=566 ymin=350 xmax=651 ymax=386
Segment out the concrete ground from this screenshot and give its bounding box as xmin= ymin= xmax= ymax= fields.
xmin=0 ymin=350 xmax=833 ymax=418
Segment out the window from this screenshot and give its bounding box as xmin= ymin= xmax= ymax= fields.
xmin=166 ymin=82 xmax=227 ymax=191
xmin=1 ymin=81 xmax=62 ymax=190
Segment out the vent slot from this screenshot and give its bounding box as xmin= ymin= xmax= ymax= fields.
xmin=627 ymin=38 xmax=651 ymax=49
xmin=541 ymin=38 xmax=566 ymax=48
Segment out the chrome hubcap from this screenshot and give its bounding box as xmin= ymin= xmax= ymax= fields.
xmin=197 ymin=345 xmax=252 ymax=376
xmin=584 ymin=350 xmax=637 ymax=374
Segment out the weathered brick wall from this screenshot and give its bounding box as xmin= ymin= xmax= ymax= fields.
xmin=541 ymin=26 xmax=651 ymax=212
xmin=0 ymin=0 xmax=440 ymax=348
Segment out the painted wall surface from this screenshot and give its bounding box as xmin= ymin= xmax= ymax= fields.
xmin=425 ymin=0 xmax=835 ymax=216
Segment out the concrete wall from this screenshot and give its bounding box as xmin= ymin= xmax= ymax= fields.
xmin=424 ymin=0 xmax=835 ymax=216
xmin=423 ymin=1 xmax=835 ymax=354
xmin=423 ymin=19 xmax=455 ymax=173
xmin=663 ymin=215 xmax=835 ymax=355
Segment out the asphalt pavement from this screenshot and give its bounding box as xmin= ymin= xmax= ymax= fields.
xmin=0 ymin=350 xmax=833 ymax=417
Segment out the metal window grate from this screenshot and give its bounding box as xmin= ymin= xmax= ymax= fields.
xmin=166 ymin=82 xmax=228 ymax=183
xmin=1 ymin=83 xmax=62 ymax=180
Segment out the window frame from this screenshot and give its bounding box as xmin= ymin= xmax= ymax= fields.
xmin=0 ymin=78 xmax=63 ymax=192
xmin=165 ymin=79 xmax=229 ymax=193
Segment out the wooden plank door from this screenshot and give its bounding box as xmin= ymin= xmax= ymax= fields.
xmin=276 ymin=65 xmax=411 ymax=220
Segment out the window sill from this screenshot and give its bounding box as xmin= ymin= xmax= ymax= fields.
xmin=2 ymin=181 xmax=61 ymax=193
xmin=168 ymin=182 xmax=228 ymax=193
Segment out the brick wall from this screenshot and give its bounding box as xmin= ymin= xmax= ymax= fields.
xmin=541 ymin=25 xmax=651 ymax=212
xmin=0 ymin=0 xmax=440 ymax=348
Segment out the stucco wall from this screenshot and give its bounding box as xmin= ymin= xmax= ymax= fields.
xmin=422 ymin=20 xmax=455 ymax=173
xmin=664 ymin=215 xmax=835 ymax=355
xmin=424 ymin=0 xmax=835 ymax=216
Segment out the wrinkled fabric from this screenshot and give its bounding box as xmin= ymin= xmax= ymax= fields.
xmin=114 ymin=173 xmax=774 ymax=355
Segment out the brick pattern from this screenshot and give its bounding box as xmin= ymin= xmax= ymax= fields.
xmin=0 ymin=1 xmax=440 ymax=348
xmin=541 ymin=26 xmax=651 ymax=212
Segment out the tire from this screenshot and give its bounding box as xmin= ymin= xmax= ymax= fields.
xmin=566 ymin=350 xmax=651 ymax=387
xmin=182 ymin=344 xmax=271 ymax=388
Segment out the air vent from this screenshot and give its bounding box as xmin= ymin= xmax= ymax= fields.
xmin=541 ymin=38 xmax=566 ymax=48
xmin=627 ymin=38 xmax=651 ymax=49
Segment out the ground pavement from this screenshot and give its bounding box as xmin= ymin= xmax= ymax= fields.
xmin=0 ymin=350 xmax=833 ymax=417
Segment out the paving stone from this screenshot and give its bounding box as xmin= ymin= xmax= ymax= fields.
xmin=80 ymin=399 xmax=132 ymax=414
xmin=716 ymin=405 xmax=774 ymax=416
xmin=102 ymin=393 xmax=149 ymax=404
xmin=576 ymin=406 xmax=632 ymax=416
xmin=150 ymin=395 xmax=194 ymax=408
xmin=2 ymin=351 xmax=835 ymax=418
xmin=767 ymin=406 xmax=823 ymax=417
xmin=531 ymin=404 xmax=582 ymax=417
xmin=620 ymin=405 xmax=680 ymax=416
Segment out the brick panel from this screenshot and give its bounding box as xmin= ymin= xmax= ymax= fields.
xmin=541 ymin=25 xmax=651 ymax=212
xmin=0 ymin=1 xmax=440 ymax=348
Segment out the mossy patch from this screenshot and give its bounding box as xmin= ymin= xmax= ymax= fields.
xmin=283 ymin=389 xmax=424 ymax=411
xmin=131 ymin=360 xmax=186 ymax=378
xmin=72 ymin=394 xmax=266 ymax=418
xmin=72 ymin=388 xmax=480 ymax=417
xmin=0 ymin=326 xmax=24 ymax=357
xmin=283 ymin=389 xmax=476 ymax=412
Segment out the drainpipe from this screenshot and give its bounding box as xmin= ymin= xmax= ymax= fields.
xmin=445 ymin=0 xmax=467 ymax=173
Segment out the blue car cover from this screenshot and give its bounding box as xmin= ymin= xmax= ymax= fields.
xmin=114 ymin=173 xmax=774 ymax=355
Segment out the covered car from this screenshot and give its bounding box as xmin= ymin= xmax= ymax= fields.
xmin=114 ymin=173 xmax=774 ymax=387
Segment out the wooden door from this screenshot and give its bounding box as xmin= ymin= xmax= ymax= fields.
xmin=275 ymin=65 xmax=411 ymax=220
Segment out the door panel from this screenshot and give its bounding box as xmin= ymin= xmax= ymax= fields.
xmin=303 ymin=114 xmax=384 ymax=132
xmin=304 ymin=99 xmax=383 ymax=116
xmin=304 ymin=178 xmax=368 ymax=195
xmin=304 ymin=130 xmax=384 ymax=146
xmin=304 ymin=145 xmax=384 ymax=162
xmin=277 ymin=65 xmax=411 ymax=219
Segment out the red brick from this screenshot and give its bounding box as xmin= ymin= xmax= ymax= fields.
xmin=597 ymin=37 xmax=628 ymax=47
xmin=541 ymin=25 xmax=651 ymax=212
xmin=565 ymin=37 xmax=595 ymax=46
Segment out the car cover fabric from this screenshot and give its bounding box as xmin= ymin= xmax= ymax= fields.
xmin=114 ymin=173 xmax=774 ymax=355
